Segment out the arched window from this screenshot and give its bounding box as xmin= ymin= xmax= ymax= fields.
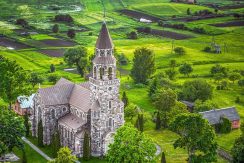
xmin=109 ymin=101 xmax=112 ymax=109
xmin=100 ymin=68 xmax=104 ymax=79
xmin=108 ymin=67 xmax=112 ymax=80
xmin=94 ymin=67 xmax=97 ymax=79
xmin=109 ymin=118 xmax=112 ymax=127
xmin=51 ymin=109 xmax=55 ymax=119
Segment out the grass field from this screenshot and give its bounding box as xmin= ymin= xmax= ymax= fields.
xmin=0 ymin=0 xmax=244 ymax=162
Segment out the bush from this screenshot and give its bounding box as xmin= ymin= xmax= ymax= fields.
xmin=117 ymin=54 xmax=128 ymax=65
xmin=192 ymin=27 xmax=206 ymax=34
xmin=67 ymin=29 xmax=76 ymax=39
xmin=48 ymin=74 xmax=59 ymax=84
xmin=235 ymin=96 xmax=240 ymax=103
xmin=88 ymin=32 xmax=93 ymax=36
xmin=215 ymin=116 xmax=232 ymax=133
xmin=203 ymin=46 xmax=211 ymax=52
xmin=54 ymin=14 xmax=73 ymax=23
xmin=52 ymin=24 xmax=59 ymax=33
xmin=144 ymin=27 xmax=152 ymax=34
xmin=127 ymin=31 xmax=138 ymax=39
xmin=16 ymin=19 xmax=28 ymax=28
xmin=174 ymin=47 xmax=186 ymax=55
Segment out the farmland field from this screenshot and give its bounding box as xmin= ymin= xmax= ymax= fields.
xmin=0 ymin=0 xmax=243 ymax=162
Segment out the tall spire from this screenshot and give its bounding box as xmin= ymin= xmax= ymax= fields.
xmin=95 ymin=22 xmax=114 ymax=49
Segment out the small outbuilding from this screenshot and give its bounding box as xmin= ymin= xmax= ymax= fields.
xmin=199 ymin=107 xmax=240 ymax=129
xmin=13 ymin=94 xmax=35 ymax=115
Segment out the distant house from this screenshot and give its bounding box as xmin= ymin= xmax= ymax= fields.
xmin=181 ymin=100 xmax=195 ymax=112
xmin=199 ymin=107 xmax=240 ymax=129
xmin=13 ymin=94 xmax=35 ymax=115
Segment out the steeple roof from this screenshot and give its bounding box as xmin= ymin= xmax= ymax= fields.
xmin=96 ymin=22 xmax=113 ymax=49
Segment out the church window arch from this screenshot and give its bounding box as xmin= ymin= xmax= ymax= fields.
xmin=109 ymin=101 xmax=112 ymax=109
xmin=109 ymin=118 xmax=112 ymax=127
xmin=108 ymin=67 xmax=112 ymax=80
xmin=51 ymin=109 xmax=55 ymax=119
xmin=100 ymin=67 xmax=104 ymax=79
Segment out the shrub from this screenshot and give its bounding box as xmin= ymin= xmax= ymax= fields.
xmin=233 ymin=13 xmax=241 ymax=19
xmin=16 ymin=19 xmax=28 ymax=28
xmin=48 ymin=74 xmax=59 ymax=84
xmin=144 ymin=27 xmax=152 ymax=34
xmin=127 ymin=31 xmax=138 ymax=39
xmin=67 ymin=29 xmax=75 ymax=39
xmin=216 ymin=116 xmax=232 ymax=133
xmin=235 ymin=96 xmax=240 ymax=103
xmin=88 ymin=32 xmax=93 ymax=36
xmin=52 ymin=24 xmax=59 ymax=33
xmin=174 ymin=47 xmax=186 ymax=55
xmin=203 ymin=46 xmax=211 ymax=52
xmin=117 ymin=53 xmax=128 ymax=65
xmin=192 ymin=27 xmax=206 ymax=34
xmin=50 ymin=64 xmax=56 ymax=73
xmin=54 ymin=14 xmax=73 ymax=23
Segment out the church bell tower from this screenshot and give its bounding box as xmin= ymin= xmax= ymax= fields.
xmin=89 ymin=22 xmax=124 ymax=156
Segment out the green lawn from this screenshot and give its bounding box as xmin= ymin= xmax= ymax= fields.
xmin=13 ymin=142 xmax=47 ymax=163
xmin=132 ymin=3 xmax=213 ymax=18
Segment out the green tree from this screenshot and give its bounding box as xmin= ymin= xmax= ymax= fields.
xmin=231 ymin=123 xmax=244 ymax=163
xmin=170 ymin=113 xmax=217 ymax=163
xmin=48 ymin=74 xmax=59 ymax=84
xmin=156 ymin=112 xmax=161 ymax=130
xmin=174 ymin=47 xmax=186 ymax=55
xmin=213 ymin=73 xmax=225 ymax=84
xmin=135 ymin=113 xmax=144 ymax=132
xmin=52 ymin=24 xmax=59 ymax=33
xmin=64 ymin=46 xmax=88 ymax=77
xmin=0 ymin=108 xmax=25 ymax=157
xmin=181 ymin=79 xmax=213 ymax=102
xmin=37 ymin=120 xmax=43 ymax=147
xmin=229 ymin=72 xmax=241 ymax=84
xmin=238 ymin=79 xmax=244 ymax=87
xmin=122 ymin=91 xmax=129 ymax=108
xmin=179 ymin=63 xmax=193 ymax=77
xmin=0 ymin=55 xmax=30 ymax=108
xmin=22 ymin=149 xmax=27 ymax=163
xmin=51 ymin=130 xmax=61 ymax=158
xmin=154 ymin=88 xmax=177 ymax=128
xmin=83 ymin=132 xmax=91 ymax=161
xmin=187 ymin=8 xmax=191 ymax=15
xmin=210 ymin=64 xmax=228 ymax=77
xmin=29 ymin=72 xmax=44 ymax=88
xmin=168 ymin=101 xmax=189 ymax=123
xmin=48 ymin=147 xmax=77 ymax=163
xmin=131 ymin=47 xmax=155 ymax=84
xmin=67 ymin=29 xmax=76 ymax=39
xmin=124 ymin=103 xmax=138 ymax=121
xmin=50 ymin=64 xmax=56 ymax=73
xmin=161 ymin=151 xmax=166 ymax=163
xmin=194 ymin=100 xmax=216 ymax=112
xmin=24 ymin=114 xmax=30 ymax=137
xmin=165 ymin=69 xmax=177 ymax=80
xmin=107 ymin=124 xmax=156 ymax=162
xmin=169 ymin=59 xmax=177 ymax=70
xmin=217 ymin=116 xmax=232 ymax=133
xmin=148 ymin=78 xmax=158 ymax=99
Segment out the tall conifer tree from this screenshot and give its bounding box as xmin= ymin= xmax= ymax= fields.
xmin=83 ymin=132 xmax=90 ymax=161
xmin=37 ymin=120 xmax=43 ymax=147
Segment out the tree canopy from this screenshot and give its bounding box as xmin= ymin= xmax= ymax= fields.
xmin=131 ymin=47 xmax=155 ymax=84
xmin=0 ymin=108 xmax=25 ymax=157
xmin=181 ymin=79 xmax=213 ymax=102
xmin=107 ymin=124 xmax=156 ymax=163
xmin=170 ymin=113 xmax=217 ymax=163
xmin=179 ymin=63 xmax=193 ymax=77
xmin=64 ymin=46 xmax=88 ymax=77
xmin=0 ymin=55 xmax=30 ymax=107
xmin=48 ymin=147 xmax=77 ymax=163
xmin=231 ymin=123 xmax=244 ymax=163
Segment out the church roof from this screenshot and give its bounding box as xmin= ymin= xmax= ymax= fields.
xmin=38 ymin=78 xmax=91 ymax=112
xmin=58 ymin=113 xmax=86 ymax=130
xmin=96 ymin=22 xmax=113 ymax=49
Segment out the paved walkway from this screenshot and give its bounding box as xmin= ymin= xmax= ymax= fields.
xmin=22 ymin=137 xmax=80 ymax=163
xmin=22 ymin=137 xmax=52 ymax=161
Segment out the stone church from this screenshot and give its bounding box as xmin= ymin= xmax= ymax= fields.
xmin=31 ymin=22 xmax=124 ymax=157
